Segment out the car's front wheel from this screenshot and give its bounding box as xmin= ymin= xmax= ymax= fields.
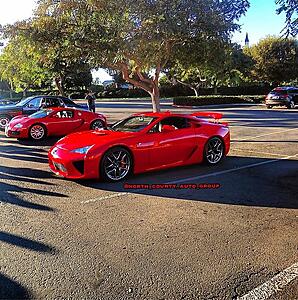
xmin=0 ymin=114 xmax=12 ymax=130
xmin=29 ymin=124 xmax=47 ymax=140
xmin=100 ymin=147 xmax=132 ymax=182
xmin=204 ymin=137 xmax=225 ymax=165
xmin=90 ymin=119 xmax=104 ymax=130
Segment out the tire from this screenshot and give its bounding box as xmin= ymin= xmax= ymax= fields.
xmin=203 ymin=137 xmax=225 ymax=165
xmin=100 ymin=147 xmax=132 ymax=182
xmin=266 ymin=105 xmax=272 ymax=109
xmin=90 ymin=119 xmax=104 ymax=130
xmin=0 ymin=114 xmax=12 ymax=130
xmin=29 ymin=124 xmax=47 ymax=140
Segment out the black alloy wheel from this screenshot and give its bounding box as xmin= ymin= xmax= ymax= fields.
xmin=100 ymin=147 xmax=132 ymax=182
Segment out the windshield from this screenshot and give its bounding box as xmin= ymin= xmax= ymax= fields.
xmin=111 ymin=116 xmax=157 ymax=132
xmin=270 ymin=89 xmax=288 ymax=95
xmin=29 ymin=109 xmax=53 ymax=119
xmin=15 ymin=96 xmax=35 ymax=107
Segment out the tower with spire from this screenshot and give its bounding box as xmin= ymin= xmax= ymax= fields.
xmin=245 ymin=33 xmax=249 ymax=47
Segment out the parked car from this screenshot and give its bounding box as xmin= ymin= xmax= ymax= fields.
xmin=265 ymin=87 xmax=298 ymax=109
xmin=5 ymin=107 xmax=107 ymax=140
xmin=0 ymin=95 xmax=88 ymax=129
xmin=48 ymin=111 xmax=230 ymax=181
xmin=0 ymin=99 xmax=14 ymax=106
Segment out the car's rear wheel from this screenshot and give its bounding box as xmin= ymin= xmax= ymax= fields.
xmin=0 ymin=114 xmax=12 ymax=130
xmin=204 ymin=137 xmax=224 ymax=165
xmin=100 ymin=147 xmax=132 ymax=182
xmin=90 ymin=119 xmax=104 ymax=130
xmin=29 ymin=124 xmax=47 ymax=140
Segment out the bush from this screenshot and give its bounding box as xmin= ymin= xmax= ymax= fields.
xmin=173 ymin=95 xmax=265 ymax=106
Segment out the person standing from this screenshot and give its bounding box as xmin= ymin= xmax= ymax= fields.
xmin=85 ymin=90 xmax=96 ymax=112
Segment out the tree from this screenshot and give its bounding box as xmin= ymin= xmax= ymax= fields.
xmin=244 ymin=36 xmax=298 ymax=85
xmin=0 ymin=36 xmax=52 ymax=95
xmin=167 ymin=41 xmax=253 ymax=95
xmin=276 ymin=0 xmax=298 ymax=37
xmin=6 ymin=0 xmax=249 ymax=111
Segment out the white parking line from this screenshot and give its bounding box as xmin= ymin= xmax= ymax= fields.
xmin=166 ymin=154 xmax=297 ymax=184
xmin=238 ymin=262 xmax=298 ymax=300
xmin=81 ymin=153 xmax=298 ymax=204
xmin=81 ymin=192 xmax=129 ymax=204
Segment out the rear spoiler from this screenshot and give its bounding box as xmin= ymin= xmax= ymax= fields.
xmin=191 ymin=112 xmax=228 ymax=126
xmin=191 ymin=112 xmax=223 ymax=120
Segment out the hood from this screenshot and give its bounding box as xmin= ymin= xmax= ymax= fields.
xmin=0 ymin=104 xmax=22 ymax=112
xmin=55 ymin=130 xmax=136 ymax=151
xmin=9 ymin=115 xmax=30 ymax=127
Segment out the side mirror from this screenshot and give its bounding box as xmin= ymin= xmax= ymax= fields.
xmin=161 ymin=125 xmax=176 ymax=133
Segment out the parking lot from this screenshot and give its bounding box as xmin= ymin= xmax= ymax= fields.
xmin=0 ymin=99 xmax=297 ymax=299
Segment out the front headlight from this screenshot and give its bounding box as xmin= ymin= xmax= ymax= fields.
xmin=71 ymin=145 xmax=93 ymax=154
xmin=14 ymin=123 xmax=23 ymax=129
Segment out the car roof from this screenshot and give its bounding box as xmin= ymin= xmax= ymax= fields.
xmin=273 ymin=86 xmax=298 ymax=90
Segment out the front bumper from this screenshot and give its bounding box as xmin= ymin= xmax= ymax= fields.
xmin=265 ymin=99 xmax=290 ymax=106
xmin=5 ymin=126 xmax=28 ymax=138
xmin=48 ymin=146 xmax=100 ymax=179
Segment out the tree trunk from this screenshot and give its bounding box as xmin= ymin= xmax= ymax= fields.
xmin=213 ymin=85 xmax=218 ymax=95
xmin=121 ymin=64 xmax=161 ymax=112
xmin=150 ymin=84 xmax=161 ymax=112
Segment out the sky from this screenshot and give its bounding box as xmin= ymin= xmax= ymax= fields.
xmin=0 ymin=0 xmax=288 ymax=81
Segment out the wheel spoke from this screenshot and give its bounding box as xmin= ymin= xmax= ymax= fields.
xmin=206 ymin=138 xmax=223 ymax=164
xmin=104 ymin=149 xmax=131 ymax=181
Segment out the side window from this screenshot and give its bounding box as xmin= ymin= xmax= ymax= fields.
xmin=55 ymin=110 xmax=74 ymax=118
xmin=161 ymin=117 xmax=191 ymax=129
xmin=27 ymin=97 xmax=42 ymax=108
xmin=150 ymin=117 xmax=191 ymax=133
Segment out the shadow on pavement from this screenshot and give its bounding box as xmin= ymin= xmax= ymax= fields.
xmin=0 ymin=273 xmax=31 ymax=300
xmin=0 ymin=166 xmax=52 ymax=179
xmin=79 ymin=155 xmax=298 ymax=209
xmin=0 ymin=181 xmax=66 ymax=211
xmin=0 ymin=231 xmax=56 ymax=253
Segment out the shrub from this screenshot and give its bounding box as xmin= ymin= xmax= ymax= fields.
xmin=173 ymin=95 xmax=265 ymax=106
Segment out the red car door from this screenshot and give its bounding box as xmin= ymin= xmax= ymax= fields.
xmin=47 ymin=110 xmax=84 ymax=136
xmin=141 ymin=117 xmax=198 ymax=169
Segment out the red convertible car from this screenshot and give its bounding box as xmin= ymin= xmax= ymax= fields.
xmin=48 ymin=112 xmax=230 ymax=181
xmin=5 ymin=107 xmax=107 ymax=140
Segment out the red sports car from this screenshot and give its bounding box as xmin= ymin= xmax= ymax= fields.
xmin=5 ymin=107 xmax=107 ymax=140
xmin=48 ymin=112 xmax=230 ymax=181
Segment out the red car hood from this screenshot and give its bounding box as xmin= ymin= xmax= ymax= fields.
xmin=55 ymin=130 xmax=136 ymax=150
xmin=10 ymin=115 xmax=31 ymax=126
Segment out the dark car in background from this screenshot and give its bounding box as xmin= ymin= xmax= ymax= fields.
xmin=265 ymin=87 xmax=298 ymax=109
xmin=0 ymin=95 xmax=88 ymax=129
xmin=0 ymin=99 xmax=15 ymax=106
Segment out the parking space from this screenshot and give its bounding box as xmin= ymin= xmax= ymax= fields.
xmin=0 ymin=101 xmax=297 ymax=299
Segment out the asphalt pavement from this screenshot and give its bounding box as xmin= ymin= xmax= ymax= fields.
xmin=0 ymin=99 xmax=297 ymax=300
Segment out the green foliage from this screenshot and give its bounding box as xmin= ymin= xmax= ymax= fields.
xmin=244 ymin=36 xmax=298 ymax=84
xmin=167 ymin=41 xmax=254 ymax=95
xmin=276 ymin=0 xmax=298 ymax=36
xmin=0 ymin=36 xmax=52 ymax=92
